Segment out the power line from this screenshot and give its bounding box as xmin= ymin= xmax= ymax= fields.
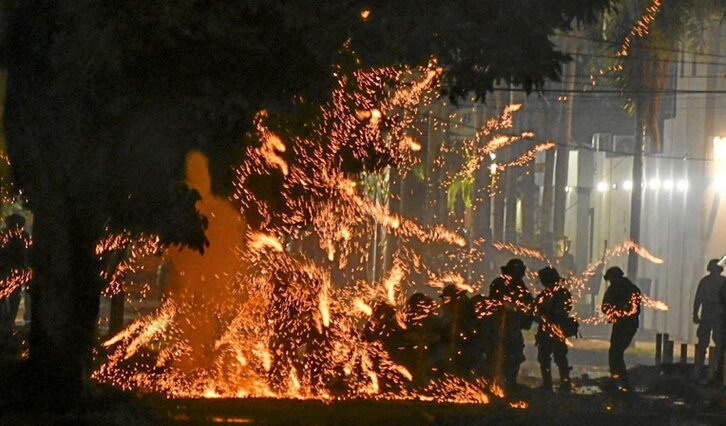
xmin=489 ymin=87 xmax=726 ymax=95
xmin=567 ymin=51 xmax=726 ymax=67
xmin=558 ymin=33 xmax=726 ymax=60
xmin=426 ymin=113 xmax=719 ymax=163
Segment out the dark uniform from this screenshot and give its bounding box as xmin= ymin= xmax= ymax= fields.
xmin=533 ymin=266 xmax=573 ymax=392
xmin=0 ymin=214 xmax=30 ymax=341
xmin=601 ymin=266 xmax=641 ymax=391
xmin=489 ymin=259 xmax=534 ymax=393
xmin=399 ymin=293 xmax=438 ymax=385
xmin=434 ymin=285 xmax=474 ymax=376
xmin=718 ymin=277 xmax=726 ymax=383
xmin=468 ymin=294 xmax=498 ymax=377
xmin=693 ymin=259 xmax=725 ymax=377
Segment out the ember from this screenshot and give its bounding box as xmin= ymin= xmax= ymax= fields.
xmin=91 ymin=61 xmax=669 ymax=403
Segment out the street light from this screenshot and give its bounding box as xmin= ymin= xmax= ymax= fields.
xmin=677 ymin=179 xmax=688 ymax=192
xmin=713 ymin=175 xmax=726 ymax=191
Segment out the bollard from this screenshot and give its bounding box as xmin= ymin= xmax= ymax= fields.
xmin=655 ymin=333 xmax=662 ymax=366
xmin=693 ymin=344 xmax=703 ymax=380
xmin=680 ymin=343 xmax=688 ymax=364
xmin=663 ymin=340 xmax=674 ymax=364
xmin=708 ymin=346 xmax=716 ymax=380
xmin=694 ymin=344 xmax=702 ymax=366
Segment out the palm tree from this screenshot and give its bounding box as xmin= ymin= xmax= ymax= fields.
xmin=601 ymin=0 xmax=726 ymax=278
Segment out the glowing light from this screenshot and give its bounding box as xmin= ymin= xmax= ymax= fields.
xmin=713 ymin=175 xmax=726 ymax=191
xmin=648 ymin=178 xmax=660 ymax=190
xmin=360 ymin=9 xmax=371 ymax=21
xmin=641 ymin=295 xmax=668 ymax=311
xmin=677 ymin=179 xmax=688 ymax=192
xmin=248 ymin=232 xmax=283 ymax=252
xmin=92 ymin=59 xmax=664 ymax=404
xmin=623 ymin=180 xmax=633 ymax=190
xmin=714 ymin=136 xmax=726 ymax=160
xmin=492 ymin=241 xmax=545 ymax=261
xmin=596 ymin=181 xmax=608 ymax=192
xmin=663 ymin=180 xmax=673 ymax=190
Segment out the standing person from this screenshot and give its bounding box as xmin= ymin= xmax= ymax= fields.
xmin=601 ymin=266 xmax=641 ymax=392
xmin=718 ymin=272 xmax=726 ymax=385
xmin=692 ymin=259 xmax=725 ymax=380
xmin=400 ymin=293 xmax=438 ymax=386
xmin=0 ymin=213 xmax=31 ymax=342
xmin=533 ymin=266 xmax=574 ymax=393
xmin=489 ymin=258 xmax=534 ymax=395
xmin=435 ymin=285 xmax=474 ymax=375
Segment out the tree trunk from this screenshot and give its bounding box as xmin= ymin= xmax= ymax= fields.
xmin=108 ymin=290 xmax=126 ymax=337
xmin=4 ymin=3 xmax=105 ymax=406
xmin=553 ymin=56 xmax=577 ymax=239
xmin=540 ymin=109 xmax=556 ymax=235
xmin=627 ymin=120 xmax=645 ymax=280
xmin=504 ymin=161 xmax=519 ymax=243
xmin=29 ymin=203 xmax=103 ymax=407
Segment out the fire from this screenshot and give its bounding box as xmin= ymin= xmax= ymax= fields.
xmin=248 ymin=232 xmax=284 ymax=253
xmin=354 ymin=298 xmax=373 ymax=316
xmin=90 ymin=54 xmax=670 ymax=405
xmin=641 ymin=295 xmax=668 ymax=312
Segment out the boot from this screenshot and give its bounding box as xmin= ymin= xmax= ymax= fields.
xmin=558 ymin=366 xmax=572 ymax=394
xmin=539 ymin=366 xmax=552 ymax=392
xmin=618 ymin=372 xmax=631 ymax=392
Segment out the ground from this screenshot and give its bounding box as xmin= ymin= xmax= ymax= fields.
xmin=1 ymin=322 xmax=724 ymax=424
xmin=1 ymin=351 xmax=725 ymax=425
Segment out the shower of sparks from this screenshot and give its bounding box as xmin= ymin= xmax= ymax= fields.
xmin=96 ymin=230 xmax=166 ymax=296
xmin=0 ymin=226 xmax=32 ymax=299
xmin=438 ymin=104 xmax=551 ymax=189
xmin=90 ymin=53 xmax=669 ymax=404
xmin=0 ymin=268 xmax=32 ymax=299
xmin=617 ymin=0 xmax=662 ymax=57
xmin=588 ymin=0 xmax=662 ymax=86
xmin=492 ymin=242 xmax=545 ymax=262
xmin=94 ymin=60 xmax=533 ymax=402
xmin=489 ymin=238 xmax=668 ymax=328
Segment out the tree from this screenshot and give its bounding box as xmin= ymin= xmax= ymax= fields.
xmin=600 ymin=0 xmax=726 ymax=279
xmin=0 ymin=0 xmax=613 ymax=407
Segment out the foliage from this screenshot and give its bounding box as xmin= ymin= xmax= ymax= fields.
xmin=597 ymin=0 xmax=726 ymax=150
xmin=447 ymin=175 xmax=474 ymax=211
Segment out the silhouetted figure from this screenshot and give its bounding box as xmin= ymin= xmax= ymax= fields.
xmin=400 ymin=293 xmax=438 ymax=385
xmin=533 ymin=266 xmax=573 ymax=393
xmin=362 ymin=301 xmax=405 ymax=391
xmin=0 ymin=214 xmax=30 ymax=342
xmin=434 ymin=284 xmax=474 ymax=375
xmin=489 ymin=258 xmax=534 ymax=394
xmin=719 ymin=272 xmax=726 ymax=384
xmin=692 ymin=259 xmax=725 ymax=380
xmin=363 ymin=301 xmax=402 ymax=349
xmin=468 ymin=294 xmax=498 ymax=377
xmin=601 ymin=266 xmax=641 ymax=392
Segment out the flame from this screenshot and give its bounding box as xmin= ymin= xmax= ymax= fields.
xmin=354 ymin=298 xmax=373 ymax=316
xmin=90 ymin=58 xmax=670 ymax=405
xmin=248 ymin=232 xmax=284 ymax=253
